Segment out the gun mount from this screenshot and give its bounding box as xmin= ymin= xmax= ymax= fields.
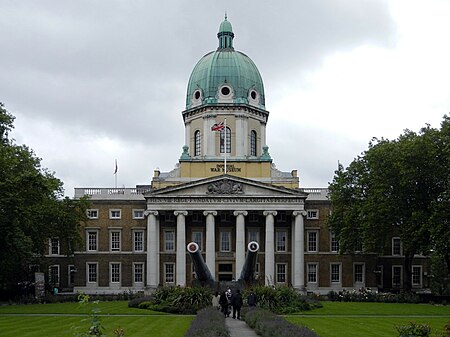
xmin=238 ymin=241 xmax=259 ymax=285
xmin=187 ymin=242 xmax=215 ymax=287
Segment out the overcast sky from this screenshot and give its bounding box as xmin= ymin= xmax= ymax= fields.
xmin=2 ymin=0 xmax=450 ymax=197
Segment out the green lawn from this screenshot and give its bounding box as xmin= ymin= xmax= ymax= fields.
xmin=0 ymin=301 xmax=193 ymax=337
xmin=286 ymin=302 xmax=450 ymax=337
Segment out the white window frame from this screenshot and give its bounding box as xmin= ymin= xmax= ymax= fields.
xmin=110 ymin=230 xmax=121 ymax=252
xmin=86 ymin=230 xmax=98 ymax=252
xmin=220 ymin=230 xmax=231 ymax=252
xmin=48 ymin=265 xmax=60 ymax=286
xmin=133 ymin=262 xmax=144 ymax=285
xmin=86 ymin=209 xmax=99 ymax=219
xmin=354 ymin=263 xmax=365 ymax=285
xmin=412 ymin=265 xmax=422 ymax=287
xmin=307 ymin=263 xmax=318 ymax=284
xmin=164 ymin=263 xmax=175 ymax=284
xmin=110 ymin=262 xmax=121 ymax=284
xmin=330 ymin=263 xmax=341 ymax=284
xmin=307 ymin=230 xmax=318 ymax=252
xmin=392 ymin=237 xmax=402 ymax=256
xmin=392 ymin=265 xmax=403 ymax=288
xmin=164 ymin=229 xmax=175 ymax=252
xmin=330 ymin=232 xmax=339 ymax=253
xmin=194 ymin=130 xmax=201 ymax=156
xmin=133 ymin=230 xmax=144 ymax=252
xmin=307 ymin=210 xmax=319 ymax=219
xmin=247 ymin=228 xmax=260 ymax=244
xmin=132 ymin=209 xmax=145 ymax=219
xmin=87 ymin=262 xmax=98 ymax=284
xmin=191 ymin=230 xmax=203 ymax=251
xmin=49 ymin=237 xmax=60 ymax=255
xmin=109 ymin=209 xmax=122 ymax=220
xmin=276 ymin=263 xmax=287 ymax=283
xmin=276 ymin=230 xmax=287 ymax=252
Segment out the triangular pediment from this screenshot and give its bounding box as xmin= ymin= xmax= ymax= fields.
xmin=145 ymin=175 xmax=307 ymax=198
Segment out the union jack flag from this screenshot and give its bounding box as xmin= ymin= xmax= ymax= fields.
xmin=211 ymin=121 xmax=225 ymax=131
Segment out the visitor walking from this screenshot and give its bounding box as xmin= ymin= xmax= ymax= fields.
xmin=230 ymin=289 xmax=243 ymax=319
xmin=247 ymin=289 xmax=257 ymax=307
xmin=212 ymin=291 xmax=220 ymax=310
xmin=219 ymin=291 xmax=230 ymax=317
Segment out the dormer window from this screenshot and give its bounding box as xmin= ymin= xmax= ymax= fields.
xmin=218 ymin=84 xmax=233 ymax=103
xmin=191 ymin=89 xmax=203 ymax=107
xmin=248 ymin=89 xmax=260 ymax=106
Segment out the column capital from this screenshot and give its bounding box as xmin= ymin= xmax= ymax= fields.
xmin=293 ymin=210 xmax=307 ymax=217
xmin=233 ymin=210 xmax=248 ymax=217
xmin=263 ymin=210 xmax=277 ymax=217
xmin=203 ymin=210 xmax=218 ymax=217
xmin=174 ymin=210 xmax=188 ymax=217
xmin=144 ymin=210 xmax=158 ymax=217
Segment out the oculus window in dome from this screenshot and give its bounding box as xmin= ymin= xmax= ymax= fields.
xmin=185 ymin=16 xmax=266 ymax=110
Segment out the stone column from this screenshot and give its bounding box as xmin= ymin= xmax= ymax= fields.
xmin=263 ymin=210 xmax=277 ymax=285
xmin=145 ymin=210 xmax=159 ymax=289
xmin=185 ymin=122 xmax=191 ymax=153
xmin=203 ymin=211 xmax=217 ymax=278
xmin=174 ymin=211 xmax=188 ymax=286
xmin=233 ymin=210 xmax=248 ymax=280
xmin=293 ymin=211 xmax=307 ymax=291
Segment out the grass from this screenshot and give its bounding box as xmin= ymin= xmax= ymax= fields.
xmin=286 ymin=302 xmax=450 ymax=337
xmin=0 ymin=301 xmax=193 ymax=337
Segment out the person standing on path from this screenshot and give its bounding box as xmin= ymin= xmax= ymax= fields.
xmin=212 ymin=291 xmax=220 ymax=310
xmin=230 ymin=289 xmax=243 ymax=319
xmin=219 ymin=291 xmax=230 ymax=317
xmin=247 ymin=289 xmax=257 ymax=307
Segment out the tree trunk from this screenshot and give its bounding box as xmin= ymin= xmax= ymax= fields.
xmin=403 ymin=251 xmax=414 ymax=292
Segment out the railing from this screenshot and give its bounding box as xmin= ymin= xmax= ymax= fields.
xmin=74 ymin=187 xmax=151 ymax=198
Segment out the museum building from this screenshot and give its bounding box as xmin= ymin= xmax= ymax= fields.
xmin=44 ymin=17 xmax=430 ymax=294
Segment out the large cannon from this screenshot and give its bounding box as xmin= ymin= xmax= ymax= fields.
xmin=187 ymin=242 xmax=215 ymax=287
xmin=238 ymin=241 xmax=259 ymax=285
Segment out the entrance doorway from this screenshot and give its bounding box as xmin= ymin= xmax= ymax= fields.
xmin=218 ymin=263 xmax=233 ymax=281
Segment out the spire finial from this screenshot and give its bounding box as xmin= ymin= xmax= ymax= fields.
xmin=224 ymin=12 xmax=227 ymax=21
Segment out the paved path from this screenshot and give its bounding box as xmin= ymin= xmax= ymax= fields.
xmin=225 ymin=317 xmax=259 ymax=337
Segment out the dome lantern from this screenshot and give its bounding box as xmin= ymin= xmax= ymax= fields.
xmin=218 ymin=14 xmax=234 ymax=49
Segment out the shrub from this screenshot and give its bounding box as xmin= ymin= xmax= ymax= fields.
xmin=245 ymin=308 xmax=319 ymax=337
xmin=395 ymin=321 xmax=432 ymax=337
xmin=184 ymin=307 xmax=229 ymax=337
xmin=243 ymin=285 xmax=322 ymax=314
xmin=327 ymin=289 xmax=421 ymax=303
xmin=130 ymin=286 xmax=213 ymax=314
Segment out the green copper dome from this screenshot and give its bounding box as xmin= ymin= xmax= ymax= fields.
xmin=185 ymin=16 xmax=265 ymax=110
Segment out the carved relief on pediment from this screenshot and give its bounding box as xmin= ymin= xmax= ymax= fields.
xmin=206 ymin=179 xmax=243 ymax=195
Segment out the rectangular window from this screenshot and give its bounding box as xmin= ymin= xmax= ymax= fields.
xmin=192 ymin=211 xmax=203 ymax=222
xmin=87 ymin=263 xmax=98 ymax=283
xmin=307 ymin=210 xmax=319 ymax=219
xmin=331 ymin=263 xmax=341 ymax=283
xmin=392 ymin=237 xmax=402 ymax=255
xmin=87 ymin=231 xmax=98 ymax=252
xmin=192 ymin=231 xmax=203 ymax=251
xmin=49 ymin=238 xmax=60 ymax=255
xmin=109 ymin=209 xmax=122 ymax=219
xmin=307 ymin=263 xmax=318 ymax=283
xmin=412 ymin=266 xmax=422 ymax=287
xmin=276 ymin=263 xmax=287 ymax=283
xmin=133 ymin=209 xmax=144 ymax=219
xmin=165 ymin=263 xmax=175 ymax=284
xmin=133 ymin=231 xmax=144 ymax=252
xmin=220 ymin=231 xmax=231 ymax=252
xmin=49 ymin=265 xmax=60 ymax=286
xmin=164 ymin=230 xmax=175 ymax=252
xmin=276 ymin=230 xmax=287 ymax=252
xmin=307 ymin=231 xmax=318 ymax=252
xmin=354 ymin=263 xmax=365 ymax=284
xmin=249 ymin=212 xmax=259 ymax=223
xmin=248 ymin=229 xmax=259 ymax=243
xmin=134 ymin=263 xmax=144 ymax=284
xmin=392 ymin=265 xmax=402 ymax=288
xmin=87 ymin=209 xmax=99 ymax=219
xmin=330 ymin=232 xmax=339 ymax=253
xmin=110 ymin=231 xmax=121 ymax=252
xmin=110 ymin=263 xmax=121 ymax=283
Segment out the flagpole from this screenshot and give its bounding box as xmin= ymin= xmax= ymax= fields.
xmin=224 ymin=118 xmax=227 ymax=175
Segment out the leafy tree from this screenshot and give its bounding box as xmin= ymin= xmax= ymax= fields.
xmin=328 ymin=118 xmax=449 ymax=291
xmin=0 ymin=102 xmax=89 ymax=296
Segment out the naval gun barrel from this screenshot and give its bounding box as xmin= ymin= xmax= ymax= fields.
xmin=187 ymin=242 xmax=215 ymax=286
xmin=239 ymin=241 xmax=259 ymax=283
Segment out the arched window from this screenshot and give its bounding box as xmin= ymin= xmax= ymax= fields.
xmin=250 ymin=130 xmax=257 ymax=156
xmin=220 ymin=127 xmax=231 ymax=154
xmin=194 ymin=130 xmax=201 ymax=156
